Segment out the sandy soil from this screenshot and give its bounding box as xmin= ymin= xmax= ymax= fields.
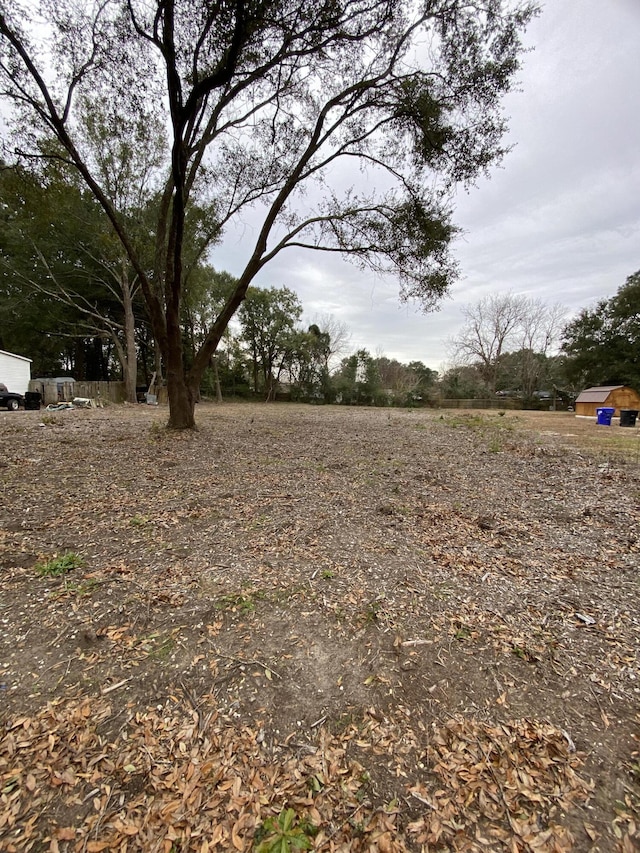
xmin=1 ymin=403 xmax=638 ymax=852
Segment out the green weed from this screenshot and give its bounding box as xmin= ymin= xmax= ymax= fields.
xmin=363 ymin=600 xmax=381 ymax=624
xmin=443 ymin=413 xmax=487 ymax=430
xmin=454 ymin=626 xmax=471 ymax=641
xmin=35 ymin=552 xmax=85 ymax=577
xmin=254 ymin=807 xmax=317 ymax=852
xmin=215 ymin=591 xmax=261 ymax=614
xmin=149 ymin=635 xmax=176 ymax=660
xmin=61 ymin=578 xmax=99 ymax=597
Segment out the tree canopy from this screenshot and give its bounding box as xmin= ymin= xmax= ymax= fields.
xmin=0 ymin=0 xmax=537 ymax=427
xmin=562 ymin=270 xmax=640 ymax=389
xmin=0 ymin=163 xmax=148 ymax=398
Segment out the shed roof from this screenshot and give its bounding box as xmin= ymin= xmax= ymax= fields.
xmin=575 ymin=385 xmax=624 ymax=404
xmin=0 ymin=349 xmax=32 ymax=363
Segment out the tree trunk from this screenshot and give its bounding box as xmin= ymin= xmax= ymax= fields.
xmin=165 ymin=288 xmax=196 ymax=428
xmin=122 ymin=274 xmax=138 ymax=403
xmin=124 ymin=351 xmax=138 ymax=404
xmin=212 ymin=355 xmax=223 ymax=403
xmin=154 ymin=345 xmax=164 ymax=386
xmin=167 ymin=370 xmax=196 ymax=429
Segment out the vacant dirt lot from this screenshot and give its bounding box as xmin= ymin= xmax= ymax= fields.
xmin=1 ymin=403 xmax=639 ymax=852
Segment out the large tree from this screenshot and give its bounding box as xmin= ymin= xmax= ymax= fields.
xmin=562 ymin=270 xmax=640 ymax=389
xmin=239 ymin=285 xmax=302 ymax=399
xmin=0 ymin=0 xmax=537 ymax=428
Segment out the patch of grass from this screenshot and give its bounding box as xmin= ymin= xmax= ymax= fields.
xmin=35 ymin=552 xmax=85 ymax=577
xmin=583 ymin=431 xmax=640 ymax=464
xmin=51 ymin=578 xmax=100 ymax=599
xmin=321 ymin=569 xmax=335 ymax=579
xmin=149 ymin=635 xmax=176 ymax=661
xmin=130 ymin=514 xmax=151 ymax=527
xmin=443 ymin=413 xmax=487 ymax=430
xmin=328 ymin=711 xmax=357 ymax=736
xmin=215 ymin=590 xmax=265 ymax=614
xmin=511 ymin=644 xmax=527 ymax=660
xmin=40 ymin=414 xmax=58 ymax=425
xmin=135 ymin=631 xmax=178 ymax=660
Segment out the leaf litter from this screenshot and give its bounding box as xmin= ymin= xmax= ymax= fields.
xmin=1 ymin=404 xmax=639 ymax=851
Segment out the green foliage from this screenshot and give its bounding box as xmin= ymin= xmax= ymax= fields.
xmin=442 ymin=412 xmax=487 ymax=429
xmin=333 ymin=349 xmax=386 ymax=405
xmin=487 ymin=435 xmax=502 ymax=453
xmin=562 ymin=270 xmax=640 ymax=389
xmin=35 ymin=553 xmax=85 ymax=577
xmin=239 ymin=287 xmax=303 ymax=398
xmin=0 ymin=163 xmax=146 ymax=383
xmin=439 ymin=366 xmax=491 ymax=400
xmin=254 ymin=808 xmax=317 ymax=853
xmin=182 ymin=267 xmax=238 ymax=365
xmin=148 ymin=421 xmax=166 ymax=439
xmin=287 ymin=326 xmax=333 ymax=403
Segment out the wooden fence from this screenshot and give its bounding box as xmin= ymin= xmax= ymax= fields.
xmin=438 ymin=398 xmax=522 ymax=410
xmin=73 ymin=381 xmax=128 ymax=403
xmin=29 ymin=379 xmax=127 ymax=405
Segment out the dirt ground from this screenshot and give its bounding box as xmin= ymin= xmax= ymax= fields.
xmin=1 ymin=403 xmax=639 ymax=852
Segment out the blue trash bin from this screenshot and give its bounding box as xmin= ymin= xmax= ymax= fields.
xmin=596 ymin=407 xmax=615 ymax=426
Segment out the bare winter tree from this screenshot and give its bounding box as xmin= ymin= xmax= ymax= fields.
xmin=0 ymin=0 xmax=537 ymax=428
xmin=452 ymin=293 xmax=565 ymax=394
xmin=313 ymin=314 xmax=351 ymax=371
xmin=517 ymin=298 xmax=566 ymax=398
xmin=453 ymin=293 xmax=528 ymax=391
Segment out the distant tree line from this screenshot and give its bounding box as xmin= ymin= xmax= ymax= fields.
xmin=444 ymin=269 xmax=640 ymax=405
xmin=1 ymin=162 xmax=637 ymax=406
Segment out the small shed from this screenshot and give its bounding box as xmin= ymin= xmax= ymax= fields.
xmin=574 ymin=385 xmax=640 ymax=417
xmin=0 ymin=349 xmax=32 ymax=395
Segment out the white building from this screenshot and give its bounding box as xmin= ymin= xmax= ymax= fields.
xmin=0 ymin=349 xmax=32 ymax=395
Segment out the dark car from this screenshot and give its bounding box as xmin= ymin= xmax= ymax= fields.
xmin=0 ymin=390 xmax=25 ymax=410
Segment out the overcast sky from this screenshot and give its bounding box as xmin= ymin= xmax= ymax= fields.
xmin=215 ymin=0 xmax=640 ymax=372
